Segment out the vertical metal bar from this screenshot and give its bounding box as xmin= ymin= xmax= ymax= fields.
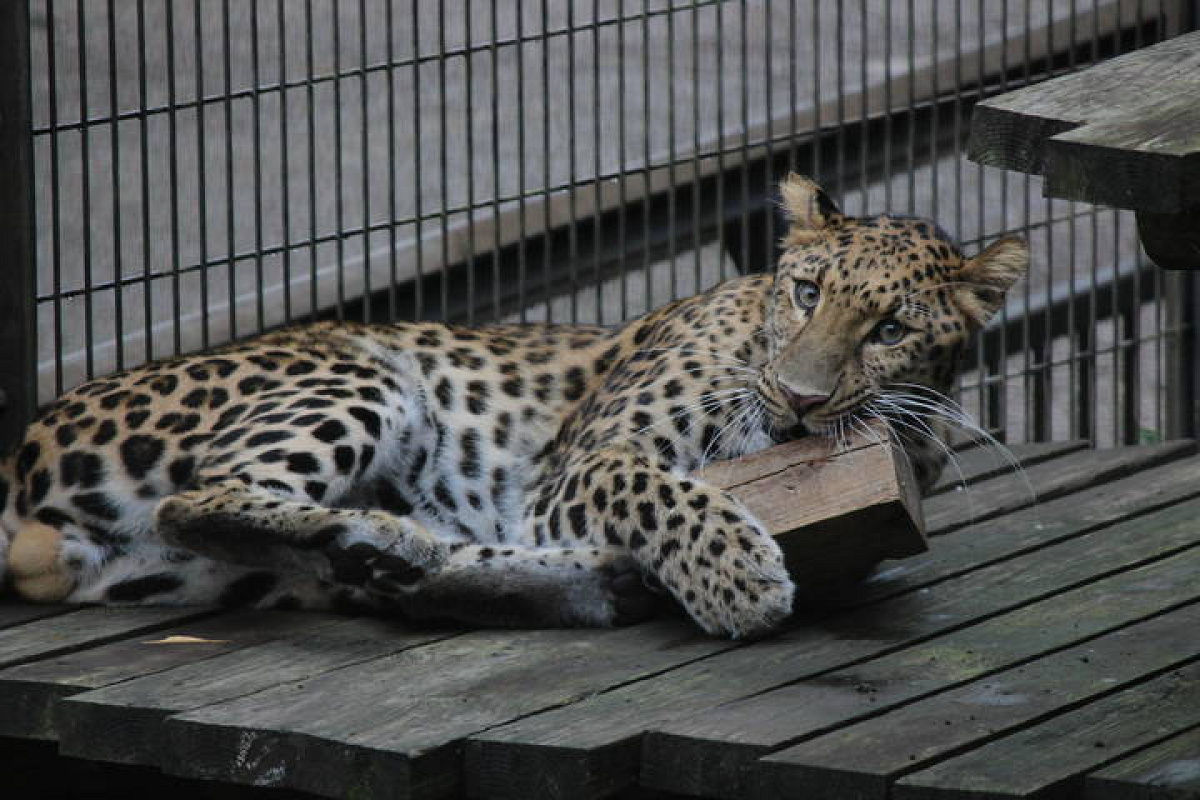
xmin=1042 ymin=1 xmax=1056 ymax=438
xmin=617 ymin=0 xmax=629 ymax=319
xmin=279 ymin=0 xmax=293 ymax=323
xmin=1022 ymin=0 xmax=1038 ymax=441
xmin=761 ymin=0 xmax=773 ymax=279
xmin=787 ymin=0 xmax=797 ymax=174
xmin=563 ymin=2 xmax=579 ymax=320
xmin=76 ymin=0 xmax=95 ymax=378
xmin=905 ymin=0 xmax=914 ymax=210
xmin=811 ymin=0 xmax=820 ymax=185
xmin=410 ymin=0 xmax=424 ymax=320
xmin=994 ymin=0 xmax=1010 ymax=439
xmin=141 ymin=0 xmax=158 ymax=353
xmin=691 ymin=0 xmax=701 ymax=302
xmin=1066 ymin=0 xmax=1082 ymax=441
xmin=858 ymin=0 xmax=868 ymax=209
xmin=519 ymin=0 xmax=530 ymax=322
xmin=594 ymin=0 xmax=605 ymax=323
xmin=107 ymin=0 xmax=125 ymax=369
xmin=0 ymin=0 xmax=37 ymax=449
xmin=333 ymin=1 xmax=345 ymax=319
xmin=929 ymin=0 xmax=939 ymax=221
xmin=492 ymin=0 xmax=503 ymax=321
xmin=540 ymin=0 xmax=552 ymax=321
xmin=714 ymin=0 xmax=725 ymax=281
xmin=195 ymin=0 xmax=210 ymax=347
xmin=47 ymin=0 xmax=64 ymax=397
xmin=359 ymin=0 xmax=371 ymax=323
xmin=221 ymin=0 xmax=237 ymax=338
xmin=437 ymin=0 xmax=449 ymax=320
xmin=833 ymin=0 xmax=844 ymax=198
xmin=304 ymin=0 xmax=317 ymax=319
xmin=385 ymin=0 xmax=397 ymax=321
xmin=167 ymin=0 xmax=184 ymax=351
xmin=464 ymin=0 xmax=476 ymax=324
xmin=882 ymin=0 xmax=892 ymax=210
xmin=666 ymin=0 xmax=677 ymax=301
xmin=643 ymin=0 xmax=653 ymax=315
xmin=738 ymin=0 xmax=750 ymax=272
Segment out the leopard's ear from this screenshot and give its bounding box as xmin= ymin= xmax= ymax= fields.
xmin=954 ymin=236 xmax=1029 ymax=326
xmin=779 ymin=173 xmax=843 ymax=247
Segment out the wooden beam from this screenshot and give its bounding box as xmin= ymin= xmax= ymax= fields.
xmin=697 ymin=429 xmax=926 ymax=593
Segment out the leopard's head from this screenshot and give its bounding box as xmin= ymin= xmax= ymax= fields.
xmin=757 ymin=174 xmax=1028 ymax=439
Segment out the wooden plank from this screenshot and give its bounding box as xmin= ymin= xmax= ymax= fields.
xmin=930 ymin=440 xmax=1088 ymax=495
xmin=656 ymin=550 xmax=1200 ymax=799
xmin=843 ymin=453 xmax=1200 ymax=608
xmin=0 ymin=609 xmax=342 ymax=740
xmin=462 ymin=468 xmax=1200 ymax=800
xmin=0 ymin=603 xmax=74 ymax=631
xmin=54 ymin=617 xmax=460 ymax=768
xmin=699 ymin=430 xmax=926 ymax=592
xmin=893 ymin=662 xmax=1200 ymax=800
xmin=923 ymin=441 xmax=1195 ymax=534
xmin=0 ymin=606 xmax=215 ymax=671
xmin=152 ymin=621 xmax=723 ymax=800
xmin=750 ymin=601 xmax=1200 ymax=800
xmin=967 ymin=30 xmax=1200 ymax=214
xmin=1086 ymin=728 xmax=1200 ymax=800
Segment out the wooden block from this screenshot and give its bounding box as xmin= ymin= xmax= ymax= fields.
xmin=696 ymin=426 xmax=926 ymax=591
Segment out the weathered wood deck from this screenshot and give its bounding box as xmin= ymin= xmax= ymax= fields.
xmin=2 ymin=440 xmax=1200 ymax=799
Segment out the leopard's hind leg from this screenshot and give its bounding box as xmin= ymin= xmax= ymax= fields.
xmin=154 ymin=479 xmax=447 ymax=594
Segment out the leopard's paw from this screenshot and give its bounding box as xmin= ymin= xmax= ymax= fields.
xmin=331 ymin=512 xmax=448 ymax=594
xmin=669 ymin=524 xmax=795 ymax=639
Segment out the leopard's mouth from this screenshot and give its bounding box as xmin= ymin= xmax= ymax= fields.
xmin=757 ymin=381 xmax=876 ymax=443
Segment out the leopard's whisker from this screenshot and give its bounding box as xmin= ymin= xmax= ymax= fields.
xmin=699 ymin=395 xmax=758 ymax=467
xmin=878 ymin=384 xmax=1034 ymax=502
xmin=633 ymin=389 xmax=757 ymax=436
xmin=869 ymin=396 xmax=971 ymax=496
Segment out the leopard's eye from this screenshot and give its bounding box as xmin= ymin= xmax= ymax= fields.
xmin=873 ymin=318 xmax=907 ymax=345
xmin=793 ymin=280 xmax=821 ymax=310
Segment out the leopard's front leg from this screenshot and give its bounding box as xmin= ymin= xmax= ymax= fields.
xmin=533 ymin=448 xmax=795 ymax=638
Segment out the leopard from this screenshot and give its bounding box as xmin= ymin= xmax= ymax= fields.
xmin=0 ymin=176 xmax=1027 ymax=639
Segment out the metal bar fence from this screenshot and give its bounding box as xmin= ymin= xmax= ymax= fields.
xmin=0 ymin=0 xmax=1195 ymax=454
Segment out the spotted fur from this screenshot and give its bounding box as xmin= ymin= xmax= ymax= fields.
xmin=0 ymin=176 xmax=1027 ymax=638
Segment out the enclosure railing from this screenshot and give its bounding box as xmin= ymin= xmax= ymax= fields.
xmin=0 ymin=0 xmax=1195 ymax=453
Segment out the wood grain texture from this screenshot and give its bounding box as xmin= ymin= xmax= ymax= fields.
xmin=56 ymin=617 xmax=458 ymax=768
xmin=0 ymin=609 xmax=338 ymax=740
xmin=0 ymin=603 xmax=74 ymax=631
xmin=719 ymin=558 xmax=1200 ymax=799
xmin=463 ymin=454 xmax=1200 ymax=800
xmin=930 ymin=440 xmax=1088 ymax=495
xmin=154 ymin=620 xmax=724 ymax=800
xmin=1086 ymin=727 xmax=1200 ymax=800
xmin=751 ymin=600 xmax=1200 ymax=800
xmin=642 ymin=503 xmax=1200 ymax=799
xmin=698 ymin=430 xmax=926 ymax=591
xmin=968 ymin=30 xmax=1200 ymax=214
xmin=893 ymin=660 xmax=1200 ymax=800
xmin=922 ymin=441 xmax=1195 ymax=534
xmin=0 ymin=606 xmax=214 ymax=671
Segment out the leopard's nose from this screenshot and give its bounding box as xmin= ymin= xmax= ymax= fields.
xmin=781 ymin=387 xmax=829 ymax=414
